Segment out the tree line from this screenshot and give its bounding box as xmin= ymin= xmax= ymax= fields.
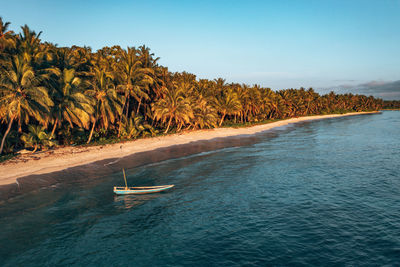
xmin=0 ymin=18 xmax=386 ymax=155
xmin=382 ymin=100 xmax=400 ymax=110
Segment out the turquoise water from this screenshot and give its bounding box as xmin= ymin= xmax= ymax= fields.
xmin=1 ymin=111 xmax=399 ymax=266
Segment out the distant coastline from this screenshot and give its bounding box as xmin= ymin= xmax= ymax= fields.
xmin=0 ymin=111 xmax=380 ymax=201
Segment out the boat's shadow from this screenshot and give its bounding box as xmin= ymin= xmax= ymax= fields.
xmin=113 ymin=193 xmax=167 ymax=209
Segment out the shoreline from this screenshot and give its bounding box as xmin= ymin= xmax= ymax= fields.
xmin=0 ymin=111 xmax=380 ymax=200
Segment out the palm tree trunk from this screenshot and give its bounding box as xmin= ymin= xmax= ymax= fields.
xmin=164 ymin=116 xmax=173 ymax=133
xmin=117 ymin=117 xmax=123 ymax=138
xmin=118 ymin=98 xmax=127 ymax=138
xmin=136 ymin=98 xmax=142 ymax=114
xmin=125 ymin=96 xmax=130 ymax=119
xmin=177 ymin=123 xmax=183 ymax=132
xmin=32 ymin=144 xmax=38 ymax=153
xmin=304 ymin=100 xmax=311 ymax=115
xmin=87 ymin=120 xmax=96 ymax=144
xmin=219 ymin=112 xmax=226 ymax=126
xmin=50 ymin=118 xmax=58 ymax=139
xmin=0 ymin=117 xmax=14 ymax=155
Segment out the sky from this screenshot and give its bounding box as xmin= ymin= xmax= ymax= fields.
xmin=2 ymin=0 xmax=400 ymax=99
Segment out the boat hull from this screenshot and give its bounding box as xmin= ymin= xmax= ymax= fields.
xmin=113 ymin=185 xmax=174 ymax=195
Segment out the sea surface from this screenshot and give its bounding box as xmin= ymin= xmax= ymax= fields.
xmin=0 ymin=111 xmax=399 ymax=266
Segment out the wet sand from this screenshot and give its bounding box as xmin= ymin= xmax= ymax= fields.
xmin=0 ymin=111 xmax=379 ymax=200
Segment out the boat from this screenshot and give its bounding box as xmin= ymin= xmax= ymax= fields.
xmin=114 ymin=185 xmax=175 ymax=195
xmin=113 ymin=169 xmax=174 ymax=195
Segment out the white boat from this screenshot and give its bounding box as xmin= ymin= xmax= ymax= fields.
xmin=113 ymin=185 xmax=175 ymax=195
xmin=113 ymin=169 xmax=174 ymax=195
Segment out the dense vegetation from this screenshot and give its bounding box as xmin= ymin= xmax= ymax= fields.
xmin=382 ymin=100 xmax=400 ymax=110
xmin=0 ymin=18 xmax=384 ymax=155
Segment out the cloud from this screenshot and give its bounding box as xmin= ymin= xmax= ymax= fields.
xmin=361 ymin=81 xmax=387 ymax=87
xmin=332 ymin=79 xmax=357 ymax=83
xmin=319 ymin=80 xmax=400 ymax=100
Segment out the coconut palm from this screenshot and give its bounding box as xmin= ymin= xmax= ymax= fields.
xmin=0 ymin=17 xmax=13 ymax=40
xmin=85 ymin=66 xmax=122 ymax=143
xmin=303 ymin=88 xmax=317 ymax=115
xmin=247 ymin=85 xmax=262 ymax=121
xmin=0 ymin=17 xmax=14 ymax=51
xmin=15 ymin=25 xmax=43 ymax=66
xmin=121 ymin=113 xmax=157 ymax=139
xmin=115 ymin=47 xmax=154 ymax=115
xmin=137 ymin=45 xmax=160 ymax=69
xmin=152 ymin=82 xmax=194 ymax=133
xmin=191 ymin=94 xmax=218 ymax=129
xmin=0 ymin=54 xmax=53 ymax=154
xmin=278 ymin=90 xmax=296 ymax=118
xmin=49 ymin=68 xmax=94 ymax=138
xmin=0 ymin=129 xmax=18 ymax=154
xmin=21 ymin=125 xmax=56 ymax=153
xmin=214 ymin=88 xmax=241 ymax=126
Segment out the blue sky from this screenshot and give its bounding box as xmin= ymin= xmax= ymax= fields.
xmin=2 ymin=0 xmax=400 ymax=98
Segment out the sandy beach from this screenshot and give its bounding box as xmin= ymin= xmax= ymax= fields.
xmin=0 ymin=112 xmax=379 ymax=189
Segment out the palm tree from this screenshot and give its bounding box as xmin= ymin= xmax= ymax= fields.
xmin=114 ymin=47 xmax=155 ymax=136
xmin=278 ymin=90 xmax=297 ymax=118
xmin=0 ymin=17 xmax=14 ymax=51
xmin=191 ymin=94 xmax=218 ymax=129
xmin=0 ymin=54 xmax=53 ymax=154
xmin=152 ymin=66 xmax=170 ymax=99
xmin=0 ymin=17 xmax=13 ymax=39
xmin=50 ymin=68 xmax=94 ymax=138
xmin=152 ymin=82 xmax=194 ymax=133
xmin=115 ymin=47 xmax=154 ymax=116
xmin=214 ymin=88 xmax=241 ymax=126
xmin=303 ymin=88 xmax=317 ymax=115
xmin=137 ymin=45 xmax=159 ymax=68
xmin=234 ymin=85 xmax=249 ymax=123
xmin=121 ymin=113 xmax=157 ymax=139
xmin=247 ymin=85 xmax=262 ymax=121
xmin=85 ymin=66 xmax=122 ymax=143
xmin=15 ymin=25 xmax=43 ymax=66
xmin=21 ymin=125 xmax=56 ymax=153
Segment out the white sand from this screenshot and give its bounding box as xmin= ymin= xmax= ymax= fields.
xmin=0 ymin=112 xmax=379 ymax=186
